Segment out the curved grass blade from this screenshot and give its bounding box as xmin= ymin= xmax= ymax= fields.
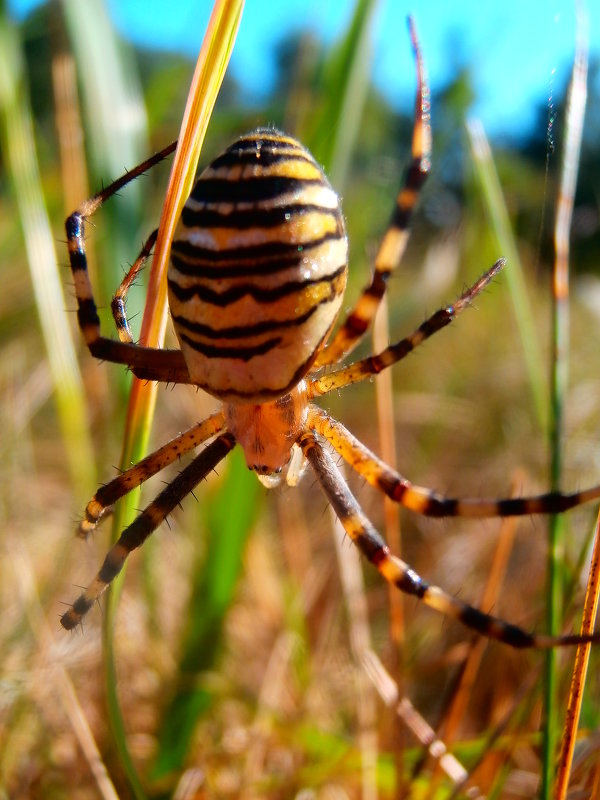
xmin=100 ymin=2 xmax=245 ymax=796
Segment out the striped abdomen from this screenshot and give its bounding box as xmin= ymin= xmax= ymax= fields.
xmin=168 ymin=129 xmax=348 ymax=401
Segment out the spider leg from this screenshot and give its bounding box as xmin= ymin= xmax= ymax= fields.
xmin=111 ymin=228 xmax=158 ymax=343
xmin=310 ymin=260 xmax=504 ymax=398
xmin=315 ymin=17 xmax=431 ymax=367
xmin=65 ymin=140 xmax=192 ymax=384
xmin=79 ymin=411 xmax=226 ymax=538
xmin=300 ymin=431 xmax=600 ymax=648
xmin=61 ymin=431 xmax=235 ymax=630
xmin=308 ymin=406 xmax=600 ymax=517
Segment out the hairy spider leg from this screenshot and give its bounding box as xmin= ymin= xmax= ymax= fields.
xmin=308 ymin=406 xmax=600 ymax=517
xmin=65 ymin=140 xmax=191 ymax=384
xmin=300 ymin=431 xmax=600 ymax=648
xmin=111 ymin=228 xmax=158 ymax=343
xmin=315 ymin=16 xmax=431 ymax=367
xmin=61 ymin=432 xmax=235 ymax=630
xmin=310 ymin=260 xmax=504 ymax=398
xmin=79 ymin=411 xmax=226 ymax=538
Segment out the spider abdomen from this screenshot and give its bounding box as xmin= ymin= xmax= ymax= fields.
xmin=168 ymin=128 xmax=348 ymax=401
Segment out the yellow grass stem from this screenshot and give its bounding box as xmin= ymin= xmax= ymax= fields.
xmin=102 ymin=2 xmax=244 ymax=795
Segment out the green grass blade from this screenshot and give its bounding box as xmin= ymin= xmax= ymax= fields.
xmin=0 ymin=9 xmax=95 ymax=500
xmin=152 ymin=447 xmax=261 ymax=778
xmin=542 ymin=9 xmax=588 ymax=797
xmin=466 ymin=119 xmax=546 ymax=429
xmin=305 ymin=0 xmax=380 ymax=182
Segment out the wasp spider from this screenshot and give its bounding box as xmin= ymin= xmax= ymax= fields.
xmin=63 ymin=24 xmax=600 ymax=649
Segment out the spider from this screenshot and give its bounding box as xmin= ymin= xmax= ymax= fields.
xmin=62 ymin=21 xmax=600 ymax=649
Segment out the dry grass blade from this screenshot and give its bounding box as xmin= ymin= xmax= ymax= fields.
xmin=362 ymin=649 xmax=484 ymax=799
xmin=141 ymin=0 xmax=245 ymax=351
xmin=53 ymin=53 xmax=91 ymax=230
xmin=373 ymin=296 xmax=404 ymax=647
xmin=425 ymin=473 xmax=522 ymax=799
xmin=556 ymin=509 xmax=600 ymax=799
xmin=11 ymin=539 xmax=119 ymax=800
xmin=122 ymin=0 xmax=245 ymax=459
xmin=373 ymin=292 xmax=406 ymax=792
xmin=331 ymin=497 xmax=378 ymax=800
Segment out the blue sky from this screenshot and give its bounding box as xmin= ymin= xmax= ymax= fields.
xmin=10 ymin=0 xmax=600 ymax=138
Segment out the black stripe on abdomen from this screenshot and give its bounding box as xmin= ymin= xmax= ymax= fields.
xmin=178 ymin=332 xmax=281 ymax=361
xmin=168 ymin=265 xmax=346 ymax=307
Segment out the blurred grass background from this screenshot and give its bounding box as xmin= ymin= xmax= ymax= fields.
xmin=1 ymin=1 xmax=600 ymax=798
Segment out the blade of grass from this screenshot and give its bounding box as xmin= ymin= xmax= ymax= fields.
xmin=425 ymin=474 xmax=521 ymax=800
xmin=373 ymin=294 xmax=405 ymax=647
xmin=466 ymin=118 xmax=546 ymax=429
xmin=12 ymin=540 xmax=120 ymax=800
xmin=362 ymin=650 xmax=481 ymax=796
xmin=99 ymin=2 xmax=244 ymax=796
xmin=0 ymin=8 xmax=95 ymax=500
xmin=301 ymin=0 xmax=380 ymax=181
xmin=152 ymin=446 xmax=260 ymax=778
xmin=545 ymin=6 xmax=588 ymax=797
xmin=556 ymin=511 xmax=600 ymax=799
xmin=371 ymin=19 xmax=427 ymax=787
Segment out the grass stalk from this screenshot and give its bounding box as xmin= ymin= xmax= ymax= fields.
xmin=466 ymin=119 xmax=546 ymax=429
xmin=555 ymin=511 xmax=600 ymax=798
xmin=300 ymin=0 xmax=379 ymax=178
xmin=152 ymin=446 xmax=260 ymax=777
xmin=543 ymin=7 xmax=588 ymax=796
xmin=101 ymin=2 xmax=244 ymax=793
